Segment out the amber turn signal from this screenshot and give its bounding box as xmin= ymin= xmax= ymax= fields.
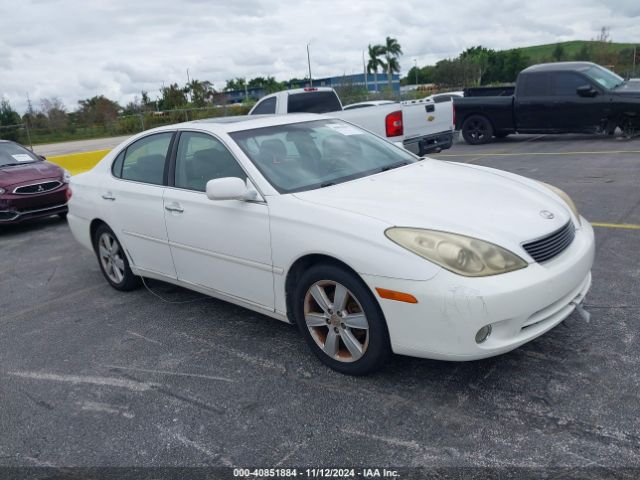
xmin=375 ymin=288 xmax=418 ymax=304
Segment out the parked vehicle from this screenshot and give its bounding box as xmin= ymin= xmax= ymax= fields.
xmin=343 ymin=100 xmax=396 ymax=110
xmin=0 ymin=140 xmax=70 ymax=225
xmin=68 ymin=114 xmax=594 ymax=375
xmin=423 ymin=91 xmax=464 ymax=103
xmin=249 ymin=87 xmax=454 ymax=155
xmin=454 ymin=62 xmax=640 ymax=144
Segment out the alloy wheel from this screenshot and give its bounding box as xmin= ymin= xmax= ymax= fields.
xmin=98 ymin=232 xmax=126 ymax=284
xmin=303 ymin=280 xmax=370 ymax=362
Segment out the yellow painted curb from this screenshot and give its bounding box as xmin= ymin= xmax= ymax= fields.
xmin=47 ymin=149 xmax=111 ymax=175
xmin=591 ymin=222 xmax=640 ymax=230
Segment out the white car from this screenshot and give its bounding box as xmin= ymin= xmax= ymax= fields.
xmin=68 ymin=114 xmax=595 ymax=375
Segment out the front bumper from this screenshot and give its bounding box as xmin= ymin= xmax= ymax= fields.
xmin=362 ymin=219 xmax=595 ymax=360
xmin=0 ymin=183 xmax=68 ymax=224
xmin=0 ymin=202 xmax=68 ymax=224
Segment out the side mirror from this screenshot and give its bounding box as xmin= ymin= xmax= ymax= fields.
xmin=39 ymin=155 xmax=46 ymax=160
xmin=577 ymin=85 xmax=597 ymax=97
xmin=206 ymin=177 xmax=257 ymax=201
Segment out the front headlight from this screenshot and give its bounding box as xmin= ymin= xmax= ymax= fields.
xmin=539 ymin=182 xmax=581 ymax=226
xmin=0 ymin=187 xmax=5 ymax=195
xmin=385 ymin=228 xmax=528 ymax=277
xmin=62 ymin=169 xmax=71 ymax=184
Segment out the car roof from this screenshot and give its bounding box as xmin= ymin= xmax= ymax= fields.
xmin=521 ymin=61 xmax=596 ymax=73
xmin=144 ymin=113 xmax=331 ymax=135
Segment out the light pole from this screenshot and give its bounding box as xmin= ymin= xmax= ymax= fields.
xmin=307 ymin=43 xmax=313 ymax=87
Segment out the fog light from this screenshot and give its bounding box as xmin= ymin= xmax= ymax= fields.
xmin=475 ymin=325 xmax=492 ymax=344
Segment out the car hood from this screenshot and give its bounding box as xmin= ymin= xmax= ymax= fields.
xmin=0 ymin=161 xmax=63 ymax=188
xmin=293 ymin=160 xmax=574 ymax=252
xmin=613 ymin=80 xmax=640 ymax=97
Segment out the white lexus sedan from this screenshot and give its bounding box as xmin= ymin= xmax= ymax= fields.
xmin=68 ymin=114 xmax=594 ymax=375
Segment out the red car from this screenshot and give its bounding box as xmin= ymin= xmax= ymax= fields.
xmin=0 ymin=140 xmax=70 ymax=225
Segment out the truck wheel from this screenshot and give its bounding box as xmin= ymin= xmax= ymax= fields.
xmin=462 ymin=115 xmax=494 ymax=145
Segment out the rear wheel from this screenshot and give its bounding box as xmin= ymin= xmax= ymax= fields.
xmin=93 ymin=224 xmax=141 ymax=291
xmin=293 ymin=264 xmax=391 ymax=375
xmin=461 ymin=115 xmax=494 ymax=145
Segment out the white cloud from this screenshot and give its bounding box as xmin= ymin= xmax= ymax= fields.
xmin=0 ymin=0 xmax=638 ymax=113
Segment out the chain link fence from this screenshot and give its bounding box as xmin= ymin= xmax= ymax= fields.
xmin=0 ymin=104 xmax=252 ymax=147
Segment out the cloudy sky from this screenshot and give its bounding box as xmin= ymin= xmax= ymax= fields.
xmin=1 ymin=0 xmax=639 ymax=113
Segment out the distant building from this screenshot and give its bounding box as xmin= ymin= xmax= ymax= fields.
xmin=224 ymin=73 xmax=400 ymax=104
xmin=300 ymin=73 xmax=400 ymax=93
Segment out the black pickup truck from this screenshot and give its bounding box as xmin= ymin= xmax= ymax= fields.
xmin=454 ymin=62 xmax=640 ymax=144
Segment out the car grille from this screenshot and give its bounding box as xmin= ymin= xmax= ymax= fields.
xmin=13 ymin=181 xmax=62 ymax=194
xmin=522 ymin=221 xmax=575 ymax=263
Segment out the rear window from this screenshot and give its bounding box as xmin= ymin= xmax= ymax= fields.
xmin=287 ymin=91 xmax=342 ymax=114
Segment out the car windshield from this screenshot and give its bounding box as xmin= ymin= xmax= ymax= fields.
xmin=229 ymin=119 xmax=417 ymax=194
xmin=0 ymin=142 xmax=40 ymax=167
xmin=584 ymin=65 xmax=624 ymax=89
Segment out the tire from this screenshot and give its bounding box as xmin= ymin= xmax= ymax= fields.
xmin=92 ymin=224 xmax=141 ymax=291
xmin=461 ymin=115 xmax=494 ymax=145
xmin=293 ymin=264 xmax=391 ymax=375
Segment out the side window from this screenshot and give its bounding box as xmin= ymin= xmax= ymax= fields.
xmin=111 ymin=150 xmax=125 ymax=178
xmin=251 ymin=97 xmax=276 ymax=115
xmin=432 ymin=95 xmax=451 ymax=103
xmin=552 ymin=72 xmax=591 ymax=96
xmin=519 ymin=73 xmax=551 ymax=97
xmin=174 ymin=131 xmax=246 ymax=192
xmin=121 ymin=132 xmax=173 ymax=185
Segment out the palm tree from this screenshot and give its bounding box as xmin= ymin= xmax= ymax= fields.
xmin=382 ymin=36 xmax=403 ymax=90
xmin=367 ymin=44 xmax=385 ymax=93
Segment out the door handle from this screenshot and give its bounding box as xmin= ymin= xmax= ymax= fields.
xmin=101 ymin=192 xmax=116 ymax=201
xmin=165 ymin=203 xmax=184 ymax=213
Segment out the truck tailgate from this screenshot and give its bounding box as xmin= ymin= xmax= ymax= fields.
xmin=401 ymin=99 xmax=453 ymax=140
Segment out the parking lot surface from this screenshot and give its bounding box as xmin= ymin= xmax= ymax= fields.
xmin=1 ymin=134 xmax=639 ymax=474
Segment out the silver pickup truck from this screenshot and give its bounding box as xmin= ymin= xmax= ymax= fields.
xmin=249 ymin=87 xmax=454 ymax=155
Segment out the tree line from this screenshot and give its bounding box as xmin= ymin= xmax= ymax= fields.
xmin=404 ymin=29 xmax=638 ymax=88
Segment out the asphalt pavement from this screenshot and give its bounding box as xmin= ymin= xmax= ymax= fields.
xmin=1 ymin=133 xmax=639 ymax=476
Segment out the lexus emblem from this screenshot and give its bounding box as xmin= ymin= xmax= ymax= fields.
xmin=540 ymin=210 xmax=555 ymax=219
xmin=37 ymin=185 xmax=44 ymax=192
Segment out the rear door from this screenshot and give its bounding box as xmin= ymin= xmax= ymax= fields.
xmin=104 ymin=131 xmax=177 ymax=278
xmin=514 ymin=72 xmax=553 ymax=131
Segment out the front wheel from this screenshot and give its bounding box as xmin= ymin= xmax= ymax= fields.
xmin=93 ymin=224 xmax=141 ymax=291
xmin=293 ymin=264 xmax=391 ymax=375
xmin=461 ymin=115 xmax=494 ymax=145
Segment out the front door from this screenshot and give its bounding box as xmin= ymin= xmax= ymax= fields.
xmin=163 ymin=130 xmax=274 ymax=309
xmin=547 ymin=72 xmax=610 ymax=131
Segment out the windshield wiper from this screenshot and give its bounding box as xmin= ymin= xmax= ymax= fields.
xmin=380 ymin=161 xmax=409 ymax=172
xmin=320 ymin=182 xmax=336 ymax=188
xmin=0 ymin=162 xmax=25 ymax=167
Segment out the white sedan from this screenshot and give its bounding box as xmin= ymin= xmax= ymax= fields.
xmin=68 ymin=114 xmax=594 ymax=375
